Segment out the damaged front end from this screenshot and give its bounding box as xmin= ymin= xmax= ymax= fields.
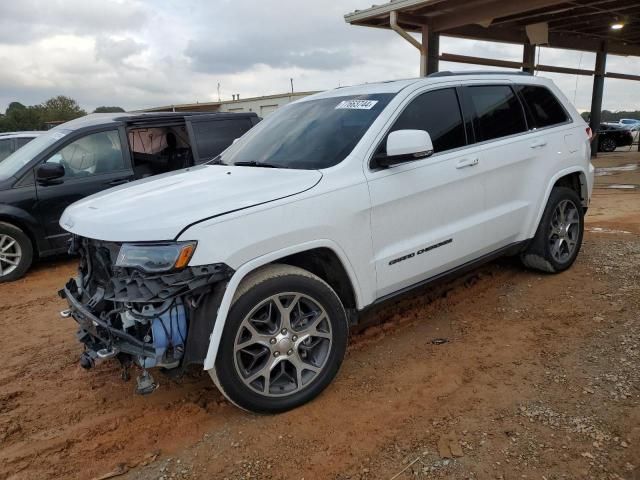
xmin=59 ymin=236 xmax=232 ymax=393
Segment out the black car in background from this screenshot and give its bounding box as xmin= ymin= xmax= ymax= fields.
xmin=0 ymin=111 xmax=259 ymax=282
xmin=597 ymin=123 xmax=634 ymax=152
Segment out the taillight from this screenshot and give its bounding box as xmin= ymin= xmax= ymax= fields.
xmin=586 ymin=127 xmax=593 ymax=140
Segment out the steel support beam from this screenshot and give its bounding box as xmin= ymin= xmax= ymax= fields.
xmin=439 ymin=52 xmax=523 ymax=69
xmin=589 ymin=43 xmax=607 ymax=156
xmin=522 ymin=43 xmax=536 ymax=74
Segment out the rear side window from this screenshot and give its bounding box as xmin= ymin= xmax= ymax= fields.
xmin=466 ymin=85 xmax=527 ymax=142
xmin=0 ymin=139 xmax=12 ymax=161
xmin=518 ymin=85 xmax=569 ymax=129
xmin=190 ymin=118 xmax=253 ymax=162
xmin=390 ymin=88 xmax=466 ymax=153
xmin=16 ymin=137 xmax=34 ymax=148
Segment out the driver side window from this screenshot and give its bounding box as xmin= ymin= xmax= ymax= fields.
xmin=390 ymin=88 xmax=467 ymax=154
xmin=45 ymin=130 xmax=125 ymax=178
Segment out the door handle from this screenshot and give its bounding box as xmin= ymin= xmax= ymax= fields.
xmin=108 ymin=178 xmax=130 ymax=186
xmin=530 ymin=139 xmax=548 ymax=149
xmin=456 ymin=157 xmax=479 ymax=169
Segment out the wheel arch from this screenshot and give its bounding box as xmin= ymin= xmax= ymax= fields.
xmin=552 ymin=170 xmax=589 ymax=208
xmin=0 ymin=209 xmax=42 ymax=258
xmin=202 ymin=240 xmax=362 ymax=372
xmin=528 ymin=167 xmax=590 ymax=239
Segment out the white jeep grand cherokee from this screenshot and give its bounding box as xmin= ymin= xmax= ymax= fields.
xmin=59 ymin=72 xmax=594 ymax=413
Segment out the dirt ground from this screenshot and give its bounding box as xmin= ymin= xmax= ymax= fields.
xmin=1 ymin=152 xmax=639 ymax=480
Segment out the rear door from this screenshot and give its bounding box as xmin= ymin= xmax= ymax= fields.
xmin=460 ymin=83 xmax=540 ymax=248
xmin=185 ymin=115 xmax=256 ymax=164
xmin=34 ymin=128 xmax=134 ymax=250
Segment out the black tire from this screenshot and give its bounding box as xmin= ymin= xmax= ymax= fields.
xmin=599 ymin=137 xmax=617 ymax=153
xmin=521 ymin=187 xmax=584 ymax=273
xmin=215 ymin=264 xmax=348 ymax=413
xmin=0 ymin=222 xmax=34 ymax=283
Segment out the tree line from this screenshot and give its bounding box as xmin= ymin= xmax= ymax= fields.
xmin=0 ymin=96 xmax=124 ymax=132
xmin=581 ymin=110 xmax=640 ymax=123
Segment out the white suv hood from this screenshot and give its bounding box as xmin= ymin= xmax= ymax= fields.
xmin=60 ymin=165 xmax=322 ymax=242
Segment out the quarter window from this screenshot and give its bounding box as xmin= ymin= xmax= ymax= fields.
xmin=467 ymin=86 xmax=527 ymax=142
xmin=0 ymin=139 xmax=12 ymax=162
xmin=44 ymin=130 xmax=125 ymax=178
xmin=16 ymin=137 xmax=34 ymax=149
xmin=390 ymin=88 xmax=466 ymax=153
xmin=518 ymin=85 xmax=569 ymax=129
xmin=191 ymin=118 xmax=253 ymax=162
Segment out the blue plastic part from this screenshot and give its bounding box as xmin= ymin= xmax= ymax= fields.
xmin=142 ymin=302 xmax=187 ymax=368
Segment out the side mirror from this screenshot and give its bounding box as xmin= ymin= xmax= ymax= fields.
xmin=374 ymin=130 xmax=434 ymax=168
xmin=36 ymin=163 xmax=65 ymax=184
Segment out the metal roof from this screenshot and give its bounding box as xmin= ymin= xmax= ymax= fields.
xmin=345 ymin=0 xmax=640 ymax=56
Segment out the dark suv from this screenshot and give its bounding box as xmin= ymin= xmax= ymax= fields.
xmin=0 ymin=111 xmax=259 ymax=282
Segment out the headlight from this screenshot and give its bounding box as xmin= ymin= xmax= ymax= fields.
xmin=115 ymin=242 xmax=197 ymax=272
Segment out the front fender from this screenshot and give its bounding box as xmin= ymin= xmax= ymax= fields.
xmin=202 ymin=239 xmax=362 ymax=372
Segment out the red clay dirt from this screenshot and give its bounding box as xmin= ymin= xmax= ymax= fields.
xmin=0 ymin=152 xmax=638 ymax=480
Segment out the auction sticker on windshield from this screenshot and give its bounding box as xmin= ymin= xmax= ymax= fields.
xmin=335 ymin=99 xmax=378 ymax=110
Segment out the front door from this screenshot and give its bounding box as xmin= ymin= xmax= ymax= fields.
xmin=367 ymin=87 xmax=487 ymax=299
xmin=34 ymin=129 xmax=133 ymax=250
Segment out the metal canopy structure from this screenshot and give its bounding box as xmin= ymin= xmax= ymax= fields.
xmin=345 ymin=0 xmax=640 ymax=152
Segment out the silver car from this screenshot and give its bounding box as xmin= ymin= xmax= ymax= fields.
xmin=0 ymin=131 xmax=44 ymax=162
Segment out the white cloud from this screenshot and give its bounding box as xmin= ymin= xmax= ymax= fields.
xmin=0 ymin=0 xmax=639 ymax=113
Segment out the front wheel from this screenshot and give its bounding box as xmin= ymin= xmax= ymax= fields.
xmin=215 ymin=264 xmax=348 ymax=413
xmin=521 ymin=187 xmax=584 ymax=273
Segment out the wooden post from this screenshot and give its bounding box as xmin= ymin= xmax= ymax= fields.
xmin=422 ymin=25 xmax=440 ymax=76
xmin=523 ymin=43 xmax=536 ymax=74
xmin=589 ymin=43 xmax=607 ymax=157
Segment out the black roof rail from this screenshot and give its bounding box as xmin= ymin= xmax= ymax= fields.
xmin=428 ymin=70 xmax=532 ymax=78
xmin=115 ymin=111 xmax=259 ymax=124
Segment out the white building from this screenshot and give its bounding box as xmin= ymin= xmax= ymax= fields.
xmin=141 ymin=91 xmax=317 ymax=118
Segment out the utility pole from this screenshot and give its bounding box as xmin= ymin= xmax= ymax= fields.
xmin=217 ymin=83 xmax=221 ymax=102
xmin=290 ymin=78 xmax=294 ymax=94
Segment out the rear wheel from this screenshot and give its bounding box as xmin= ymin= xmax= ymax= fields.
xmin=0 ymin=222 xmax=33 ymax=283
xmin=599 ymin=137 xmax=617 ymax=152
xmin=521 ymin=187 xmax=584 ymax=273
xmin=215 ymin=264 xmax=348 ymax=413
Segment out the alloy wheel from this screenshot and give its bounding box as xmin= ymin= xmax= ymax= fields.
xmin=233 ymin=292 xmax=333 ymax=397
xmin=601 ymin=138 xmax=616 ymax=152
xmin=0 ymin=234 xmax=22 ymax=277
xmin=548 ymin=199 xmax=580 ymax=263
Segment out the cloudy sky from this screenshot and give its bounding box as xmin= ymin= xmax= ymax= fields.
xmin=1 ymin=0 xmax=639 ymax=113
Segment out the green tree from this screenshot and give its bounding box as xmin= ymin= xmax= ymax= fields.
xmin=93 ymin=106 xmax=125 ymax=113
xmin=0 ymin=103 xmax=43 ymax=132
xmin=39 ymin=95 xmax=86 ymax=123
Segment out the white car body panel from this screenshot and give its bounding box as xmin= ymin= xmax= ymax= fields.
xmin=60 ymin=165 xmax=322 ymax=241
xmin=60 ymin=73 xmax=594 ymax=382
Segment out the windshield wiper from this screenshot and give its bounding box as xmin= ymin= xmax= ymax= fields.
xmin=233 ymin=160 xmax=282 ymax=168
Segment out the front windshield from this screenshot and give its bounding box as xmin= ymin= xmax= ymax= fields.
xmin=0 ymin=130 xmax=70 ymax=179
xmin=219 ymin=94 xmax=394 ymax=169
